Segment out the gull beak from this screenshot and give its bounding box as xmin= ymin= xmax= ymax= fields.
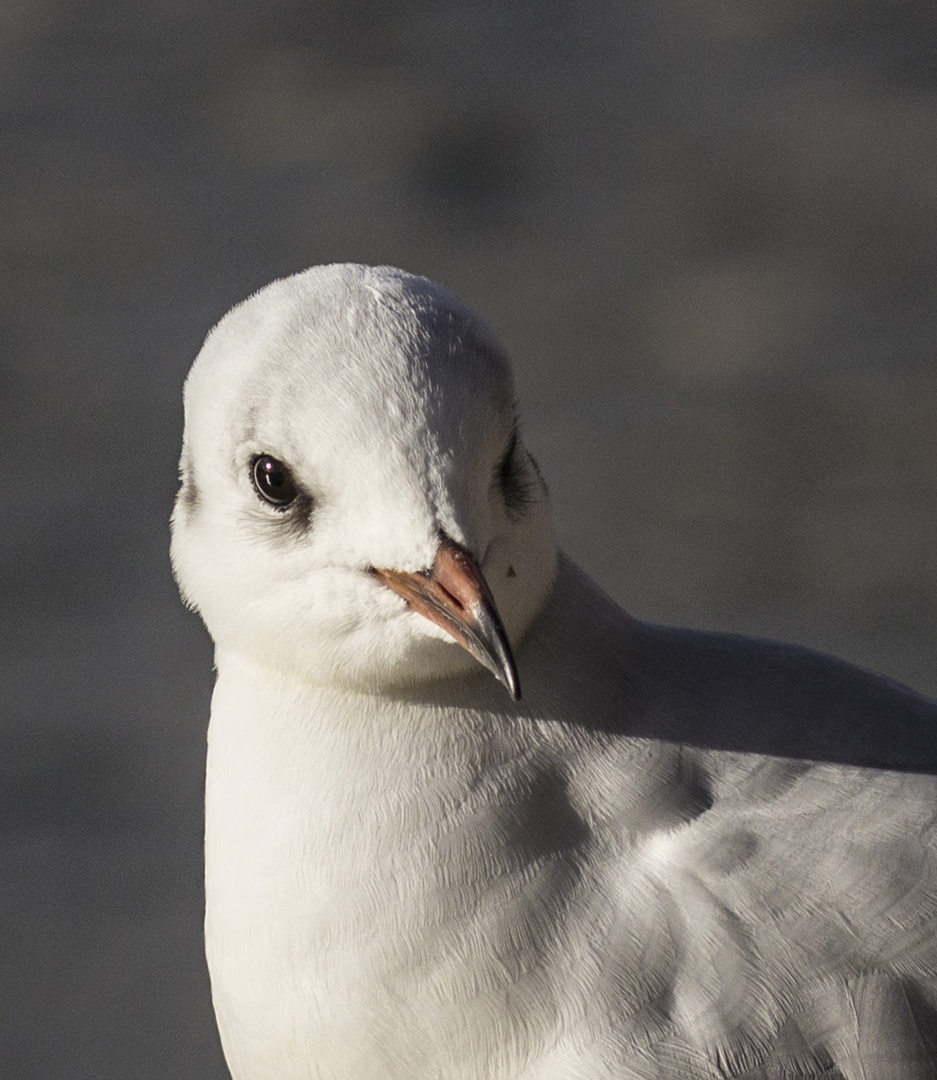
xmin=371 ymin=537 xmax=521 ymax=700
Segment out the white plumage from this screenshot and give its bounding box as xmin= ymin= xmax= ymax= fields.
xmin=172 ymin=263 xmax=937 ymax=1079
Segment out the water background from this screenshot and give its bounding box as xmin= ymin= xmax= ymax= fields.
xmin=3 ymin=3 xmax=937 ymax=1075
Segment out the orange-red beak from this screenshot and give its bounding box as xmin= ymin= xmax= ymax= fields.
xmin=371 ymin=537 xmax=520 ymax=700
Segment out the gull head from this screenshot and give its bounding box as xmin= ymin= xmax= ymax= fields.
xmin=171 ymin=264 xmax=557 ymax=698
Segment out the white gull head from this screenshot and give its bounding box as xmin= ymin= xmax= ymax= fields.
xmin=170 ymin=263 xmax=557 ymax=696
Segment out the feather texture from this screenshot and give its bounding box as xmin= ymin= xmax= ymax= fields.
xmin=172 ymin=264 xmax=937 ymax=1079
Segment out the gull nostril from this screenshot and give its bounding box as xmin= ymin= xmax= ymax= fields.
xmin=427 ymin=563 xmax=467 ymax=612
xmin=435 ymin=582 xmax=466 ymax=613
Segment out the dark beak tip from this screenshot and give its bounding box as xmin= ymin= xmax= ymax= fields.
xmin=501 ymin=663 xmax=522 ymax=702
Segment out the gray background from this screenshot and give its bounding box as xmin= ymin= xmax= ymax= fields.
xmin=3 ymin=2 xmax=937 ymax=1076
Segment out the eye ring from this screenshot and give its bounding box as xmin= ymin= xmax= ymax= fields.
xmin=250 ymin=454 xmax=298 ymax=508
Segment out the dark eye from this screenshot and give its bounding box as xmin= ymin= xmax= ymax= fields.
xmin=251 ymin=454 xmax=298 ymax=508
xmin=497 ymin=428 xmax=537 ymax=516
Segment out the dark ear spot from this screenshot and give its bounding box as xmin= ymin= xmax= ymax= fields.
xmin=177 ymin=455 xmax=200 ymax=515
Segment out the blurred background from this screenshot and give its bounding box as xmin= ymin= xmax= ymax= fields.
xmin=3 ymin=1 xmax=937 ymax=1076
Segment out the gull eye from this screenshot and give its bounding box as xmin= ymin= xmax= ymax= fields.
xmin=251 ymin=454 xmax=298 ymax=508
xmin=497 ymin=428 xmax=537 ymax=516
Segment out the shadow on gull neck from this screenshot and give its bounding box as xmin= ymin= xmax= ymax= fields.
xmin=383 ymin=556 xmax=937 ymax=776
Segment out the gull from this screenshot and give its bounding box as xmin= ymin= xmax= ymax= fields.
xmin=171 ymin=263 xmax=937 ymax=1079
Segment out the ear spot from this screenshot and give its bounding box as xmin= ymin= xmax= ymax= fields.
xmin=180 ymin=477 xmax=200 ymax=513
xmin=507 ymin=565 xmax=517 ymax=578
xmin=176 ymin=452 xmax=200 ymax=516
